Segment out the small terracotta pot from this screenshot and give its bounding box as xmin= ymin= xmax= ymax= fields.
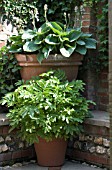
xmin=34 ymin=138 xmax=68 ymax=167
xmin=15 ymin=53 xmax=83 ymax=81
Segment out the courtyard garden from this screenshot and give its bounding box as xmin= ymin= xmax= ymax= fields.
xmin=0 ymin=0 xmax=111 ymax=169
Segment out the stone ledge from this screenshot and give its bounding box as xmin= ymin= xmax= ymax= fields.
xmin=85 ymin=110 xmax=109 ymax=128
xmin=0 ymin=110 xmax=109 ymax=127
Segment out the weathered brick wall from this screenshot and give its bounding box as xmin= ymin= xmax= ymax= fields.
xmin=79 ymin=5 xmax=109 ymax=111
xmin=67 ymin=120 xmax=110 ymax=168
xmin=0 ymin=125 xmax=36 ymax=166
xmin=97 ymin=69 xmax=108 ymax=111
xmin=82 ymin=7 xmax=90 ymax=33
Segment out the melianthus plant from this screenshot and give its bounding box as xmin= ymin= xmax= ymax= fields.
xmin=1 ymin=69 xmax=94 ymax=144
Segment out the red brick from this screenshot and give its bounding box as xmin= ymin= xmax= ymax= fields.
xmin=3 ymin=126 xmax=9 ymax=135
xmin=84 ymin=7 xmax=90 ymax=13
xmin=82 ymin=20 xmax=90 ymax=27
xmin=97 ymin=92 xmax=108 ymax=97
xmin=0 ymin=127 xmax=3 ymax=134
xmin=100 ymin=73 xmax=108 ymax=80
xmin=101 ymin=82 xmax=108 ymax=89
xmin=81 ymin=27 xmax=90 ymax=33
xmin=0 ymin=152 xmax=12 ymax=161
xmin=82 ymin=14 xmax=90 ymax=20
xmin=83 ymin=124 xmax=109 ymax=137
xmin=12 ymin=150 xmax=22 ymax=159
xmin=100 ymin=97 xmax=109 ymax=105
xmin=73 ymin=150 xmax=109 ymax=166
xmin=21 ymin=148 xmax=34 ymax=158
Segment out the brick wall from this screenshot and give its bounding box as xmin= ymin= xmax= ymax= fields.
xmin=67 ymin=111 xmax=110 ymax=168
xmin=97 ymin=69 xmax=109 ymax=111
xmin=0 ymin=125 xmax=36 ymax=166
xmin=79 ymin=5 xmax=109 ymax=111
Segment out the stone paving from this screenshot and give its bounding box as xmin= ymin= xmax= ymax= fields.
xmin=0 ymin=160 xmax=106 ymax=170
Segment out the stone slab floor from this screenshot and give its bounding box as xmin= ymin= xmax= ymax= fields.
xmin=0 ymin=161 xmax=106 ymax=170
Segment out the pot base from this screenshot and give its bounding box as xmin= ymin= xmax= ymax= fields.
xmin=34 ymin=138 xmax=67 ymax=167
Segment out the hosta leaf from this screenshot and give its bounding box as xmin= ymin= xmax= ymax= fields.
xmin=38 ymin=23 xmax=50 ymax=34
xmin=84 ymin=38 xmax=97 ymax=49
xmin=23 ymin=41 xmax=41 ymax=52
xmin=10 ymin=35 xmax=22 ymax=41
xmin=34 ymin=37 xmax=43 ymax=44
xmin=59 ymin=36 xmax=69 ymax=42
xmin=9 ymin=45 xmax=22 ymax=53
xmin=42 ymin=46 xmax=53 ymax=59
xmin=45 ymin=34 xmax=59 ymax=45
xmin=22 ymin=30 xmax=37 ymax=39
xmin=37 ymin=53 xmax=45 ymax=63
xmin=75 ymin=45 xmax=87 ymax=55
xmin=67 ymin=30 xmax=82 ymax=42
xmin=81 ymin=33 xmax=92 ymax=38
xmin=77 ymin=40 xmax=85 ymax=45
xmin=60 ymin=44 xmax=76 ymax=57
xmin=47 ymin=22 xmax=63 ymax=35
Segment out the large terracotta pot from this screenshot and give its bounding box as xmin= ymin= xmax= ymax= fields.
xmin=15 ymin=53 xmax=83 ymax=81
xmin=34 ymin=138 xmax=67 ymax=167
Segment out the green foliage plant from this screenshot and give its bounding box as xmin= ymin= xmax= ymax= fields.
xmin=1 ymin=70 xmax=93 ymax=144
xmin=8 ymin=22 xmax=96 ymax=63
xmin=0 ymin=46 xmax=21 ymax=100
xmin=7 ymin=4 xmax=96 ymax=63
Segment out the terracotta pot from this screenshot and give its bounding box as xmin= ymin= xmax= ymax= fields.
xmin=34 ymin=138 xmax=67 ymax=167
xmin=15 ymin=53 xmax=83 ymax=81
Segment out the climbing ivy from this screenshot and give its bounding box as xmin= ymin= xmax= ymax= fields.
xmin=0 ymin=46 xmax=21 ymax=100
xmin=84 ymin=0 xmax=108 ymax=72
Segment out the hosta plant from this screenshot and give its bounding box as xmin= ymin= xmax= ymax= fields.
xmin=1 ymin=70 xmax=94 ymax=144
xmin=8 ymin=21 xmax=96 ymax=63
xmin=7 ymin=4 xmax=96 ymax=63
